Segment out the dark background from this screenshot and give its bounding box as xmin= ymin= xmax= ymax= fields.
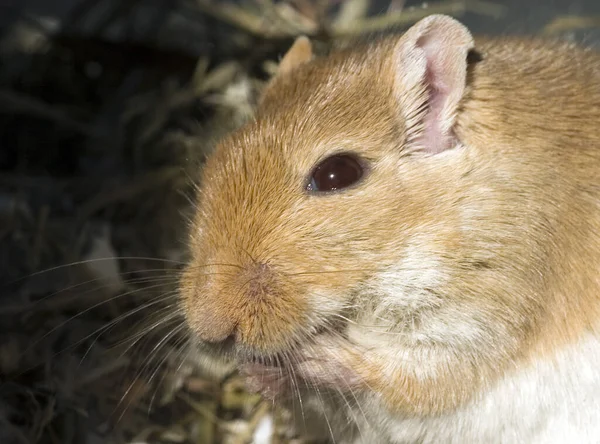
xmin=7 ymin=0 xmax=600 ymax=34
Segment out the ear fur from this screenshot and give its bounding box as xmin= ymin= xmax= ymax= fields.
xmin=258 ymin=36 xmax=313 ymax=105
xmin=393 ymin=15 xmax=474 ymax=154
xmin=278 ymin=36 xmax=314 ymax=76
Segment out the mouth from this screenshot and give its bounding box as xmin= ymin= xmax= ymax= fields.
xmin=236 ymin=333 xmax=365 ymax=400
xmin=238 ymin=359 xmax=291 ymax=399
xmin=196 ymin=319 xmax=363 ymax=399
xmin=235 ymin=346 xmax=315 ymax=400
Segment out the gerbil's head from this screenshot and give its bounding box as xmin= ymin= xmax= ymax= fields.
xmin=180 ymin=14 xmax=561 ymax=408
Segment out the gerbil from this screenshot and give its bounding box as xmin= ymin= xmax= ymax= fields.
xmin=180 ymin=14 xmax=600 ymax=443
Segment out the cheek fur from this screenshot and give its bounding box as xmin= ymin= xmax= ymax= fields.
xmin=373 ymin=239 xmax=447 ymax=314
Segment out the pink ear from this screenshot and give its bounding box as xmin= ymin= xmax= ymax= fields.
xmin=393 ymin=15 xmax=474 ymax=154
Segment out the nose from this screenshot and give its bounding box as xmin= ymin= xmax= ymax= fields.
xmin=186 ymin=292 xmax=238 ymax=343
xmin=202 ymin=328 xmax=237 ymax=345
xmin=203 ymin=333 xmax=237 ymax=356
xmin=183 ymin=260 xmax=285 ymax=349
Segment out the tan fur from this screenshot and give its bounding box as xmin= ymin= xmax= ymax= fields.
xmin=277 ymin=35 xmax=313 ymax=76
xmin=180 ymin=14 xmax=600 ymax=439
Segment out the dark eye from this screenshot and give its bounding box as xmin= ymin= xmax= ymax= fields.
xmin=306 ymin=154 xmax=364 ymax=192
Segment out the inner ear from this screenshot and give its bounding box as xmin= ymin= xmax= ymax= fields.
xmin=393 ymin=15 xmax=474 ymax=154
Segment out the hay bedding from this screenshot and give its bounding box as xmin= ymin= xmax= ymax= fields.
xmin=0 ymin=0 xmax=594 ymax=443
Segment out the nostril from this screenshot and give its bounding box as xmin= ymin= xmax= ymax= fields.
xmin=199 ymin=320 xmax=238 ymax=344
xmin=203 ymin=332 xmax=237 ymax=355
xmin=204 ymin=331 xmax=236 ymax=346
xmin=221 ymin=333 xmax=236 ymax=350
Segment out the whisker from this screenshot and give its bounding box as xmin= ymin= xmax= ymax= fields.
xmin=291 ymin=339 xmax=338 ymax=443
xmin=114 ymin=323 xmax=186 ymax=422
xmin=111 ymin=310 xmax=184 ymax=369
xmin=328 ymin=311 xmax=416 ymax=336
xmin=1 ymin=296 xmax=182 ymax=389
xmin=20 ymin=282 xmax=180 ymax=359
xmin=77 ymin=298 xmax=181 ymax=366
xmin=46 ymin=297 xmax=178 ymax=378
xmin=323 ymin=330 xmax=371 ymax=440
xmin=329 ymin=312 xmax=359 ymax=326
xmin=312 ymin=368 xmax=337 ymax=444
xmin=147 ymin=329 xmax=190 ymax=415
xmin=6 ymin=256 xmax=186 ymax=286
xmin=172 ymin=335 xmax=194 ymax=376
xmin=145 ymin=324 xmax=187 ymax=390
xmin=118 ymin=275 xmax=181 ymax=287
xmin=288 ymin=268 xmax=377 ymax=277
xmin=184 ymin=262 xmax=245 ymax=271
xmin=283 ymin=350 xmax=307 ymax=435
xmin=237 ymin=246 xmax=257 ymax=264
xmin=323 ymin=325 xmax=383 ymax=398
xmin=5 ymin=269 xmax=179 ymax=315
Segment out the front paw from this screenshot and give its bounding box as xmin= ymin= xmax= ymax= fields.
xmin=294 ymin=335 xmax=373 ymax=392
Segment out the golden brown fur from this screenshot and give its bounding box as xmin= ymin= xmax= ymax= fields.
xmin=180 ymin=15 xmax=600 ymax=441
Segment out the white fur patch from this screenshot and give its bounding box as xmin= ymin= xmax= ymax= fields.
xmin=342 ymin=238 xmax=451 ymax=383
xmin=375 ymin=239 xmax=445 ymax=313
xmin=297 ymin=233 xmax=600 ymax=443
xmin=297 ymin=331 xmax=600 ymax=443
